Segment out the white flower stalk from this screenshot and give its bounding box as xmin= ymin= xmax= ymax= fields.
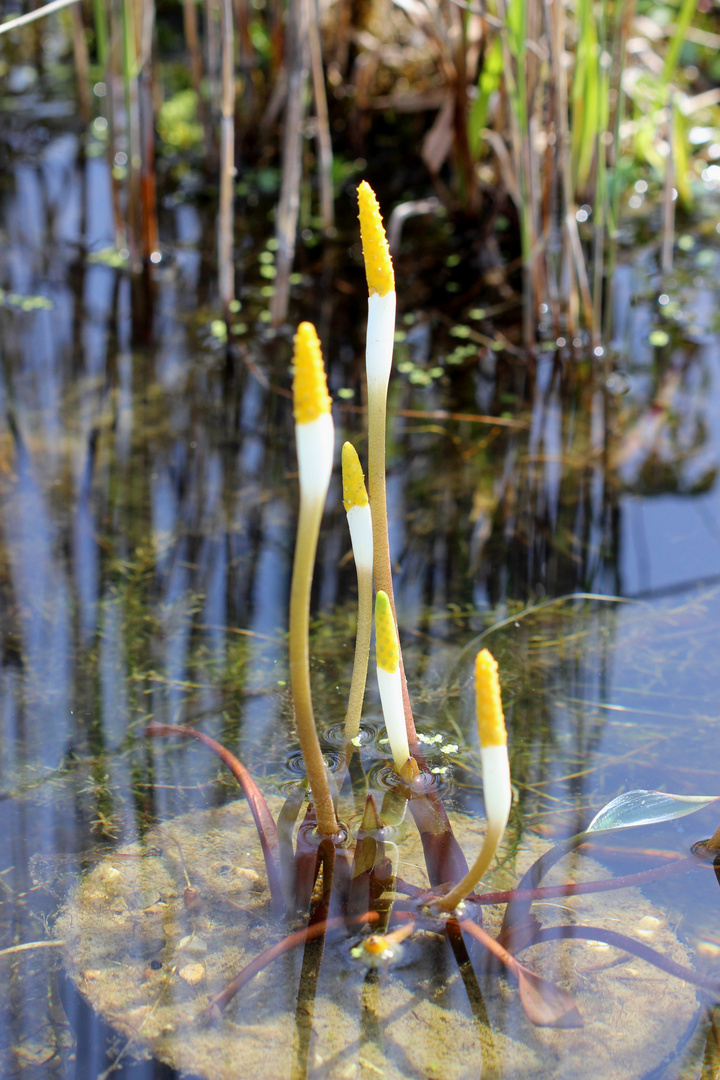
xmin=342 ymin=442 xmax=373 ymax=745
xmin=289 ymin=322 xmax=339 ymax=837
xmin=439 ymin=649 xmax=511 ymax=911
xmin=358 ymin=181 xmax=418 ymax=753
xmin=357 ymin=180 xmax=396 ymax=598
xmin=375 ymin=590 xmax=410 ymax=775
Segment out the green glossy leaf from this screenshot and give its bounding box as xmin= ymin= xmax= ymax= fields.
xmin=586 ymin=790 xmax=720 ymax=834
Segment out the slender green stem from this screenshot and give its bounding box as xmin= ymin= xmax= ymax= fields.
xmin=343 ymin=563 xmax=373 ymax=744
xmin=663 ymin=0 xmax=698 ymax=85
xmin=289 ymin=495 xmax=339 ymax=836
xmin=367 ymin=384 xmax=418 ymax=748
xmin=92 ymin=0 xmax=108 ymax=71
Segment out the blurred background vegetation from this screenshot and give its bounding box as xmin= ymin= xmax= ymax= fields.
xmin=2 ymin=0 xmax=720 ymax=347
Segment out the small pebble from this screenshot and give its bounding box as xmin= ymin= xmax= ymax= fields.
xmin=635 ymin=915 xmax=662 ymax=939
xmin=97 ymin=866 xmax=122 ymax=885
xmin=178 ymin=963 xmax=205 ymax=986
xmin=177 ymin=935 xmax=208 ymax=954
xmin=695 ymin=939 xmax=720 ymax=959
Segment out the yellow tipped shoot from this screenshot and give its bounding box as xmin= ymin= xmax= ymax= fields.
xmin=476 ymin=649 xmax=507 ymax=748
xmin=375 ymin=591 xmax=399 ymax=674
xmin=292 ymin=322 xmax=332 ymax=425
xmin=342 ymin=442 xmax=369 ymax=511
xmin=358 ymin=181 xmax=395 ymax=298
xmin=437 ymin=648 xmax=511 ymax=912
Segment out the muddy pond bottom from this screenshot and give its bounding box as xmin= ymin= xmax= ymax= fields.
xmin=54 ymin=795 xmax=702 ymax=1080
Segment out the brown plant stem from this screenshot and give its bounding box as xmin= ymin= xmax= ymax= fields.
xmin=474 ymin=853 xmax=701 ymax=906
xmin=218 ymin=0 xmax=236 ymax=313
xmin=408 ymin=787 xmax=469 ymax=888
xmin=145 ymin=722 xmax=286 ymax=915
xmin=206 ymin=912 xmax=379 ymax=1017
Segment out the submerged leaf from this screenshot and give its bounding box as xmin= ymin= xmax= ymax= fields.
xmin=586 ymin=790 xmax=720 ymax=834
xmin=502 ymin=789 xmax=720 ymax=938
xmin=460 ymin=918 xmax=583 ymax=1029
xmin=517 ymin=968 xmax=584 ymax=1029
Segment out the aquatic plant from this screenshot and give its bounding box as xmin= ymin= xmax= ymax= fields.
xmin=437 ymin=649 xmax=511 ymax=913
xmin=288 ymin=321 xmax=338 ymax=837
xmin=146 ymin=183 xmax=720 ymax=1062
xmin=340 ymin=441 xmax=373 ymax=747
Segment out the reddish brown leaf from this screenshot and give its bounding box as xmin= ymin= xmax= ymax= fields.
xmin=146 ymin=722 xmax=285 ymax=915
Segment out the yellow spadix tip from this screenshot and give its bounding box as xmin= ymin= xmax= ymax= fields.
xmin=342 ymin=442 xmax=369 ymax=511
xmin=357 ymin=181 xmax=395 ymax=297
xmin=292 ymin=322 xmax=332 ymax=424
xmin=475 ymin=649 xmax=506 ymax=748
xmin=375 ymin=591 xmax=398 ymax=673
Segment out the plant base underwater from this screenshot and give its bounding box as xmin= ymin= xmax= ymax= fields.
xmin=55 ymin=798 xmax=701 ymax=1080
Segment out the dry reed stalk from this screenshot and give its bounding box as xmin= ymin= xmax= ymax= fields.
xmin=219 ymin=0 xmax=236 ymax=312
xmin=307 ymin=0 xmax=334 ymax=233
xmin=270 ymin=0 xmax=310 ymax=325
xmin=183 ymin=0 xmax=203 ymax=94
xmin=69 ymin=2 xmax=91 ymax=122
xmin=138 ymin=0 xmax=158 ymax=260
xmin=205 ymin=0 xmax=221 ymax=104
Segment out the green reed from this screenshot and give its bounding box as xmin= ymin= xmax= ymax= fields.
xmin=470 ymin=0 xmax=701 ymax=347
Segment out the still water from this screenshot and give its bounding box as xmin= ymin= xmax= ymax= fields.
xmin=2 ymin=46 xmax=720 ymax=1080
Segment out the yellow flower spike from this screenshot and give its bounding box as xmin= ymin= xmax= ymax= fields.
xmin=375 ymin=590 xmax=409 ymax=773
xmin=292 ymin=321 xmax=332 ymax=424
xmin=375 ymin=591 xmax=399 ymax=674
xmin=342 ymin=442 xmax=369 ymax=511
xmin=357 ymin=181 xmax=395 ymax=297
xmin=292 ymin=322 xmax=334 ymax=505
xmin=438 ymin=648 xmax=511 ymax=912
xmin=475 ymin=649 xmax=507 ymax=748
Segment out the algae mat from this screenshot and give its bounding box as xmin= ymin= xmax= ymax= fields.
xmin=55 ymin=796 xmax=700 ymax=1080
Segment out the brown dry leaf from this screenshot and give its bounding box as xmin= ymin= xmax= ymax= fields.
xmin=422 ymin=94 xmax=455 ymax=176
